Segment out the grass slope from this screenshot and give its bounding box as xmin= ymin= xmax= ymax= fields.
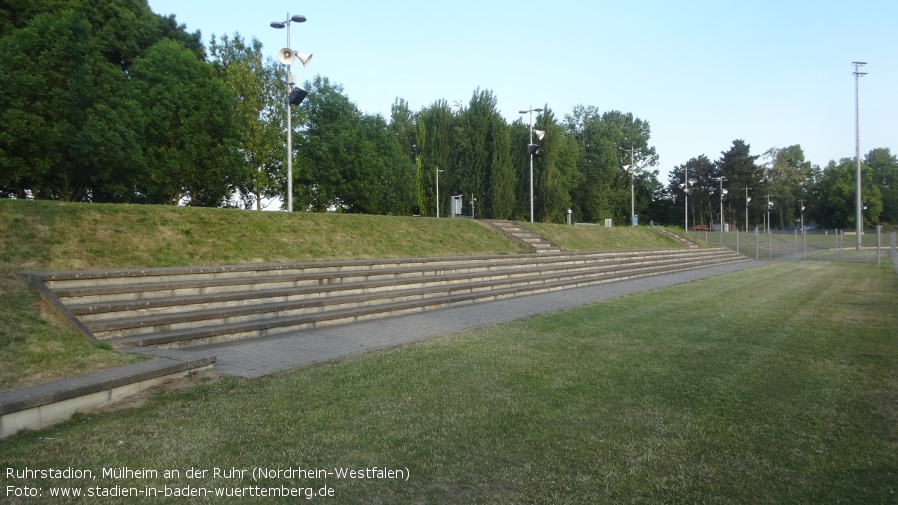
xmin=0 ymin=200 xmax=679 ymax=390
xmin=2 ymin=262 xmax=896 ymax=503
xmin=525 ymin=222 xmax=683 ymax=250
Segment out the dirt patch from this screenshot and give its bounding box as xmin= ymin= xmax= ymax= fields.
xmin=96 ymin=368 xmax=227 ymax=413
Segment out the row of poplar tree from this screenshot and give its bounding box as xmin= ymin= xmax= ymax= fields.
xmin=2 ymin=1 xmax=895 ymax=228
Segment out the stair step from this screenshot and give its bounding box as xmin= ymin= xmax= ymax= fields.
xmin=32 ymin=248 xmax=749 ymax=349
xmin=105 ymin=255 xmax=746 ymax=349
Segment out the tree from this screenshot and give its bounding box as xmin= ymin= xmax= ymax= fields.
xmin=716 ymin=140 xmax=762 ymax=231
xmin=453 ymin=89 xmax=513 ymax=219
xmin=389 ymin=98 xmax=420 ymax=213
xmin=533 ymin=107 xmax=580 ymax=223
xmin=761 ymin=145 xmax=815 ymax=230
xmin=0 ymin=0 xmax=208 ymax=202
xmin=563 ymin=106 xmax=657 ymax=224
xmin=564 ymin=106 xmax=614 ymax=223
xmin=0 ymin=9 xmax=143 ymax=201
xmin=130 ymin=39 xmax=241 ymax=206
xmin=209 ymin=33 xmax=285 ymax=210
xmin=812 ymin=158 xmax=881 ymax=229
xmin=866 ymin=148 xmax=898 ymax=224
xmin=297 ymin=76 xmax=414 ymax=214
xmin=415 ymin=100 xmax=455 ymax=217
xmin=669 ymin=155 xmax=716 ymax=229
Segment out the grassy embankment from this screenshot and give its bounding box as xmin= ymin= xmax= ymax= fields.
xmin=1 ymin=260 xmax=896 ymax=503
xmin=526 ymin=222 xmax=684 ymax=250
xmin=0 ymin=199 xmax=681 ymax=389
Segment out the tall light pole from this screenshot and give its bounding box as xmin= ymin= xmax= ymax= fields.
xmin=679 ymin=165 xmax=692 ymax=231
xmin=766 ymin=194 xmax=773 ymax=234
xmin=623 ymin=147 xmax=642 ymax=227
xmin=853 ymin=61 xmax=867 ymax=250
xmin=717 ymin=176 xmax=727 ymax=244
xmin=519 ymin=106 xmax=543 ymax=223
xmin=744 ymin=187 xmax=752 ymax=232
xmin=683 ymin=165 xmax=689 ymax=231
xmin=435 ymin=167 xmax=443 ymax=217
xmin=271 ymin=13 xmax=311 ymax=212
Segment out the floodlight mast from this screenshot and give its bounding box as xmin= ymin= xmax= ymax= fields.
xmin=519 ymin=106 xmax=544 ymax=222
xmin=271 ymin=12 xmax=309 ymax=212
xmin=853 ymin=61 xmax=867 ymax=251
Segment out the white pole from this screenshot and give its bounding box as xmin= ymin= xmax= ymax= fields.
xmin=529 ymin=108 xmax=534 ymax=223
xmin=853 ymin=62 xmax=867 ymax=251
xmin=684 ymin=165 xmax=688 ymax=231
xmin=286 ymin=13 xmax=293 ymax=212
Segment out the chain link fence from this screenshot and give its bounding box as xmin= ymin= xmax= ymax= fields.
xmin=684 ymin=228 xmax=897 ymax=268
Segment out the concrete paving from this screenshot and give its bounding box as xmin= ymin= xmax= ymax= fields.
xmin=134 ymin=260 xmax=764 ymax=378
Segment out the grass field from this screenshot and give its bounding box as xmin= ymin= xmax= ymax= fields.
xmin=2 ymin=261 xmax=896 ymax=504
xmin=0 ymin=200 xmax=681 ymax=390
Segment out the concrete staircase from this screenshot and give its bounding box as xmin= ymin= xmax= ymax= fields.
xmin=485 ymin=220 xmax=563 ymax=253
xmin=30 ymin=248 xmax=748 ymax=351
xmin=655 ymin=228 xmax=699 ymax=248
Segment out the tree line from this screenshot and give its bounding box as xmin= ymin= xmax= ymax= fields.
xmin=668 ymin=143 xmax=896 ymax=231
xmin=2 ymin=0 xmax=895 ymax=228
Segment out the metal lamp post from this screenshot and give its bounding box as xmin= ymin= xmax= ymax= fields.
xmin=519 ymin=106 xmax=543 ymax=223
xmin=623 ymin=147 xmax=642 ymax=227
xmin=744 ymin=187 xmax=751 ymax=232
xmin=680 ymin=183 xmax=689 ymax=231
xmin=681 ymin=165 xmax=689 ymax=231
xmin=853 ymin=62 xmax=867 ymax=250
xmin=271 ymin=13 xmax=310 ymax=212
xmin=435 ymin=167 xmax=443 ymax=217
xmin=717 ymin=176 xmax=727 ymax=244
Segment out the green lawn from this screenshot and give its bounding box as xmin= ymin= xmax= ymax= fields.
xmin=2 ymin=261 xmax=896 ymax=504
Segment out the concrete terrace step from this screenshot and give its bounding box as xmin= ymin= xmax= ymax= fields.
xmin=49 ymin=249 xmax=715 ymax=303
xmin=484 ymin=220 xmax=563 ymax=253
xmin=69 ymin=253 xmax=703 ymax=321
xmin=30 ymin=248 xmax=748 ymax=349
xmin=105 ymin=255 xmax=746 ymax=349
xmin=83 ymin=253 xmax=733 ymax=339
xmin=54 ymin=250 xmax=736 ymax=322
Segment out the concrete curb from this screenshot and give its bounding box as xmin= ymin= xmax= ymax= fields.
xmin=0 ymin=355 xmax=215 ymax=439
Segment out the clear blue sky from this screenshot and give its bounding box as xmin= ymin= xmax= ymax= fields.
xmin=148 ymin=0 xmax=896 ymax=180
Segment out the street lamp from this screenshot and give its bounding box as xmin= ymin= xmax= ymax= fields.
xmin=716 ymin=176 xmax=727 ymax=244
xmin=853 ymin=62 xmax=867 ymax=251
xmin=519 ymin=106 xmax=543 ymax=223
xmin=679 ymin=164 xmax=689 ymax=231
xmin=435 ymin=167 xmax=443 ymax=217
xmin=766 ymin=195 xmax=773 ymax=234
xmin=679 ymin=178 xmax=694 ymax=232
xmin=744 ymin=187 xmax=752 ymax=232
xmin=271 ymin=12 xmax=312 ymax=212
xmin=623 ymin=147 xmax=643 ymax=227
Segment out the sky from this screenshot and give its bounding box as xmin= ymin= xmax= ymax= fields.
xmin=147 ymin=0 xmax=896 ymax=181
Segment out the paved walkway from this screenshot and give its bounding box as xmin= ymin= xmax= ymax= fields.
xmin=134 ymin=261 xmax=764 ymax=378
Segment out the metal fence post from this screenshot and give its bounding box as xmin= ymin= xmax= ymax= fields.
xmin=794 ymin=229 xmax=798 ymax=261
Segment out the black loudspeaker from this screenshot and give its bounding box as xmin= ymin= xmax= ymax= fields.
xmin=289 ymin=87 xmax=308 ymax=106
xmin=527 ymin=144 xmax=541 ymax=156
